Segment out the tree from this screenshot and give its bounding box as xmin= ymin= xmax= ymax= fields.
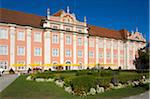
xmin=134 ymin=42 xmax=149 ymax=69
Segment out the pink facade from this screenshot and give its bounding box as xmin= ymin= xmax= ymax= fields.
xmin=0 ymin=8 xmax=146 ymax=71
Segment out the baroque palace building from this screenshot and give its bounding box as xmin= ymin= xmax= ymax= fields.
xmin=0 ymin=8 xmax=146 ymax=71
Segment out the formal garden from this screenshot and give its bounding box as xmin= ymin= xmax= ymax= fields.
xmin=1 ymin=69 xmax=149 ymax=99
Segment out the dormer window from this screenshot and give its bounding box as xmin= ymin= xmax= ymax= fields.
xmin=135 ymin=36 xmax=139 ymax=39
xmin=53 ymin=25 xmax=58 ymax=29
xmin=66 ymin=28 xmax=70 ymax=31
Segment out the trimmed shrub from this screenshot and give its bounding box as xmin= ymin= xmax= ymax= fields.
xmin=71 ymin=75 xmax=96 ymax=95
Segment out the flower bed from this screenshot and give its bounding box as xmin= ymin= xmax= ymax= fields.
xmin=26 ymin=70 xmax=149 ymax=96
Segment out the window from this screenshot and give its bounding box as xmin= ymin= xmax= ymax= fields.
xmin=89 ymin=51 xmax=94 ymax=58
xmin=0 ymin=61 xmax=8 ymax=69
xmin=66 ymin=49 xmax=71 ymax=57
xmin=99 ymin=42 xmax=103 ymax=48
xmin=77 ymin=38 xmax=82 ymax=46
xmin=78 ymin=50 xmax=82 ymax=57
xmin=120 ymin=54 xmax=123 ymax=59
xmin=78 ymin=30 xmax=82 ymax=33
xmin=0 ymin=29 xmax=8 ymax=39
xmin=89 ymin=40 xmax=94 ymax=47
xmin=114 ymin=53 xmax=117 ymax=58
xmin=17 ymin=46 xmax=25 ymax=55
xmin=34 ymin=48 xmax=41 ymax=56
xmin=52 ymin=35 xmax=58 ymax=44
xmin=99 ymin=53 xmax=103 ymax=58
xmin=53 ymin=25 xmax=58 ymax=29
xmin=52 ymin=49 xmax=59 ymax=57
xmin=66 ymin=36 xmax=71 ymax=44
xmin=107 ymin=42 xmax=111 ymax=48
xmin=107 ymin=52 xmax=111 ymax=58
xmin=66 ymin=28 xmax=70 ymax=31
xmin=0 ymin=45 xmax=8 ymax=55
xmin=34 ymin=33 xmax=41 ymax=42
xmin=17 ymin=31 xmax=25 ymax=40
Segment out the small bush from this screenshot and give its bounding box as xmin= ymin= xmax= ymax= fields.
xmin=71 ymin=75 xmax=96 ymax=95
xmin=9 ymin=68 xmax=15 ymax=74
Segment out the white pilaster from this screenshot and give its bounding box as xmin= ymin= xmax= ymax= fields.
xmin=10 ymin=26 xmax=15 ymax=70
xmin=124 ymin=41 xmax=129 ymax=69
xmin=26 ymin=28 xmax=32 ymax=68
xmin=44 ymin=30 xmax=51 ymax=64
xmin=111 ymin=40 xmax=114 ymax=64
xmin=73 ymin=34 xmax=77 ymax=64
xmin=96 ymin=37 xmax=99 ymax=64
xmin=117 ymin=41 xmax=120 ymax=67
xmin=60 ymin=32 xmax=64 ymax=64
xmin=104 ymin=38 xmax=106 ymax=64
xmin=84 ymin=35 xmax=88 ymax=67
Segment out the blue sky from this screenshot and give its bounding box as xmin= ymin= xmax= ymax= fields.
xmin=1 ymin=0 xmax=149 ymax=40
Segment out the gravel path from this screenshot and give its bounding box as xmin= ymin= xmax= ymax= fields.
xmin=0 ymin=74 xmax=19 ymax=92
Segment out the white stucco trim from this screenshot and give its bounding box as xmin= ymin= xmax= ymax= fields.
xmin=10 ymin=26 xmax=15 ymax=70
xmin=73 ymin=34 xmax=77 ymax=64
xmin=60 ymin=32 xmax=64 ymax=64
xmin=104 ymin=38 xmax=106 ymax=64
xmin=111 ymin=39 xmax=114 ymax=64
xmin=96 ymin=37 xmax=99 ymax=64
xmin=117 ymin=41 xmax=120 ymax=67
xmin=84 ymin=35 xmax=88 ymax=66
xmin=26 ymin=28 xmax=32 ymax=68
xmin=44 ymin=30 xmax=51 ymax=64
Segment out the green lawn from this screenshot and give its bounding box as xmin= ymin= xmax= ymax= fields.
xmin=0 ymin=75 xmax=149 ymax=99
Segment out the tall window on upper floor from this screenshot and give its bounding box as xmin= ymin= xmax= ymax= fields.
xmin=78 ymin=50 xmax=82 ymax=57
xmin=99 ymin=40 xmax=103 ymax=48
xmin=0 ymin=45 xmax=8 ymax=55
xmin=99 ymin=52 xmax=103 ymax=58
xmin=89 ymin=40 xmax=94 ymax=47
xmin=66 ymin=49 xmax=71 ymax=57
xmin=34 ymin=48 xmax=42 ymax=56
xmin=77 ymin=38 xmax=82 ymax=46
xmin=89 ymin=51 xmax=94 ymax=58
xmin=52 ymin=48 xmax=59 ymax=57
xmin=66 ymin=36 xmax=71 ymax=45
xmin=17 ymin=31 xmax=25 ymax=41
xmin=0 ymin=29 xmax=8 ymax=39
xmin=34 ymin=33 xmax=41 ymax=42
xmin=107 ymin=52 xmax=111 ymax=58
xmin=52 ymin=35 xmax=59 ymax=44
xmin=114 ymin=53 xmax=117 ymax=59
xmin=17 ymin=46 xmax=25 ymax=56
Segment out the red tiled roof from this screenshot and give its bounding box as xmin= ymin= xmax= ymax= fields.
xmin=88 ymin=25 xmax=127 ymax=40
xmin=0 ymin=8 xmax=44 ymax=28
xmin=0 ymin=8 xmax=127 ymax=40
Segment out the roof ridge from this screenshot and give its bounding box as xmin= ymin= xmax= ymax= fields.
xmin=0 ymin=8 xmax=44 ymax=18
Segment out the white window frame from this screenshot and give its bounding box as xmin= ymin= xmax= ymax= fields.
xmin=89 ymin=51 xmax=94 ymax=58
xmin=0 ymin=60 xmax=8 ymax=69
xmin=34 ymin=32 xmax=42 ymax=42
xmin=89 ymin=40 xmax=94 ymax=47
xmin=65 ymin=49 xmax=71 ymax=57
xmin=52 ymin=48 xmax=59 ymax=57
xmin=99 ymin=52 xmax=103 ymax=58
xmin=17 ymin=31 xmax=25 ymax=41
xmin=107 ymin=52 xmax=111 ymax=58
xmin=77 ymin=38 xmax=82 ymax=46
xmin=66 ymin=35 xmax=71 ymax=45
xmin=17 ymin=46 xmax=25 ymax=56
xmin=78 ymin=50 xmax=82 ymax=57
xmin=0 ymin=28 xmax=8 ymax=39
xmin=52 ymin=34 xmax=59 ymax=44
xmin=0 ymin=45 xmax=8 ymax=55
xmin=34 ymin=48 xmax=42 ymax=56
